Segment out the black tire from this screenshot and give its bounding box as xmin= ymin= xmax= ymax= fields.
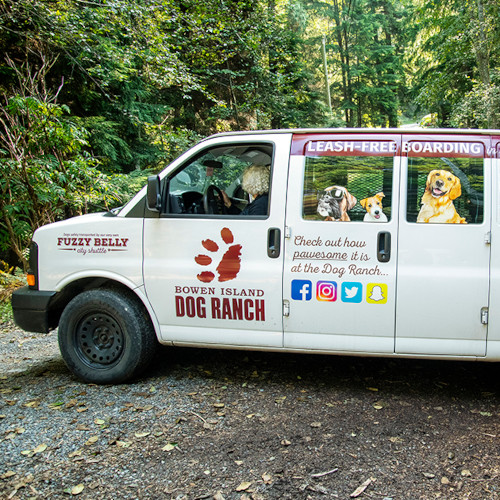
xmin=58 ymin=289 xmax=158 ymax=384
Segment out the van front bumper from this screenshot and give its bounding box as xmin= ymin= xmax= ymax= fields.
xmin=11 ymin=287 xmax=57 ymax=333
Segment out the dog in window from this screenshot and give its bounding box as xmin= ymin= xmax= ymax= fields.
xmin=360 ymin=192 xmax=388 ymax=222
xmin=317 ymin=186 xmax=357 ymax=221
xmin=417 ymin=170 xmax=466 ymax=224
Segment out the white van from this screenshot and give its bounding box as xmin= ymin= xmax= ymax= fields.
xmin=12 ymin=129 xmax=500 ymax=383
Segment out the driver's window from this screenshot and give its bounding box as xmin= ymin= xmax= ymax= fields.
xmin=165 ymin=143 xmax=273 ymax=217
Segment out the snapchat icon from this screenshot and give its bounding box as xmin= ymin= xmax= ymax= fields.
xmin=366 ymin=283 xmax=388 ymax=304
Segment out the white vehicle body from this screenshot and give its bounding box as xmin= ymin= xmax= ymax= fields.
xmin=12 ymin=128 xmax=500 ymax=383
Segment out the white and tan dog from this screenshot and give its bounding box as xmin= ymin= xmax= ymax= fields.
xmin=360 ymin=192 xmax=388 ymax=222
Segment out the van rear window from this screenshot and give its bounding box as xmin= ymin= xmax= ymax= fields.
xmin=407 ymin=155 xmax=484 ymax=224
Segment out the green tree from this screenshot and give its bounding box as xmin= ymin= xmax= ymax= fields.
xmin=306 ymin=0 xmax=408 ymax=127
xmin=0 ymin=0 xmax=204 ymax=173
xmin=409 ymin=0 xmax=499 ymax=128
xmin=162 ymin=0 xmax=324 ymax=132
xmin=0 ymin=55 xmax=118 ymax=269
xmin=1 ymin=0 xmax=324 ymax=173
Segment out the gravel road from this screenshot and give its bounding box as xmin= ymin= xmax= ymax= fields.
xmin=1 ymin=321 xmax=500 ymax=499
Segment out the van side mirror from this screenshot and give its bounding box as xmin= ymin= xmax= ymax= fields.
xmin=146 ymin=175 xmax=161 ymax=212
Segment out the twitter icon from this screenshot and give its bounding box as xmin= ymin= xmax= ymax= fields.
xmin=341 ymin=282 xmax=363 ymax=303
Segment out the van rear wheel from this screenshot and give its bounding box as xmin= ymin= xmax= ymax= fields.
xmin=58 ymin=289 xmax=157 ymax=384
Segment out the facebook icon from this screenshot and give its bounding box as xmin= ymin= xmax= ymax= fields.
xmin=291 ymin=280 xmax=313 ymax=301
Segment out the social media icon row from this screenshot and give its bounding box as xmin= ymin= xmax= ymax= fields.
xmin=291 ymin=280 xmax=387 ymax=304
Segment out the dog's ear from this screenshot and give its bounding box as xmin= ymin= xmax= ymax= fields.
xmin=376 ymin=192 xmax=385 ymax=199
xmin=345 ymin=191 xmax=357 ymax=210
xmin=449 ymin=176 xmax=462 ymax=200
xmin=359 ymin=197 xmax=368 ymax=209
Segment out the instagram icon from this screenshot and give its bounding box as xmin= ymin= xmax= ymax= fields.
xmin=316 ymin=281 xmax=337 ymax=302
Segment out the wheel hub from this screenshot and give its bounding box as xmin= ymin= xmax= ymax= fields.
xmin=94 ymin=327 xmax=113 ymax=348
xmin=76 ymin=313 xmax=124 ymax=366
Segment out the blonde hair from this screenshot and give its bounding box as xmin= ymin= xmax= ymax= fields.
xmin=241 ymin=165 xmax=270 ymax=197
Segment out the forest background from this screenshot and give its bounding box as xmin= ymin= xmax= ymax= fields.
xmin=0 ymin=0 xmax=499 ymax=277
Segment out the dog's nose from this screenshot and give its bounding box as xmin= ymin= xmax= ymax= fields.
xmin=436 ymin=179 xmax=444 ymax=188
xmin=374 ymin=210 xmax=380 ymax=215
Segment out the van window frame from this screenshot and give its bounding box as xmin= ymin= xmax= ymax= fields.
xmin=159 ymin=142 xmax=275 ymax=221
xmin=403 ymin=139 xmax=486 ymax=225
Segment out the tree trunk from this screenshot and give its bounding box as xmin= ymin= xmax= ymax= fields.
xmin=473 ymin=0 xmax=498 ymax=128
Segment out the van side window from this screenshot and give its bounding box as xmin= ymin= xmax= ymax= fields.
xmin=302 ymin=143 xmax=394 ymax=222
xmin=406 ymin=142 xmax=484 ymax=224
xmin=164 ymin=144 xmax=273 ymax=217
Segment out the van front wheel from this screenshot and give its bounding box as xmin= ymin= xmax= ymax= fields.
xmin=58 ymin=289 xmax=157 ymax=384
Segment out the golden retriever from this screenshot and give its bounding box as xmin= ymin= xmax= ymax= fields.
xmin=417 ymin=170 xmax=466 ymax=224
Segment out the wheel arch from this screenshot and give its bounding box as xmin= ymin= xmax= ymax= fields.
xmin=49 ymin=276 xmax=162 ymax=341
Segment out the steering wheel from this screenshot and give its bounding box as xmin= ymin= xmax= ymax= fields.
xmin=203 ymin=184 xmax=227 ymax=214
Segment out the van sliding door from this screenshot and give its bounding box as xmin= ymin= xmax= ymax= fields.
xmin=283 ymin=134 xmax=400 ymax=354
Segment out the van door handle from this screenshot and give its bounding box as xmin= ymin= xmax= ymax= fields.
xmin=268 ymin=228 xmax=281 ymax=258
xmin=377 ymin=231 xmax=391 ymax=263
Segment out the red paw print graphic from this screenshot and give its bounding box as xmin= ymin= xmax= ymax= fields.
xmin=195 ymin=227 xmax=242 ymax=283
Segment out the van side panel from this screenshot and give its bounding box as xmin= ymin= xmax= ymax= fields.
xmin=35 ymin=215 xmax=144 ymax=292
xmin=395 ymin=135 xmax=492 ymax=357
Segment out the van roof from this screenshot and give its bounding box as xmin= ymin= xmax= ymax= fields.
xmin=205 ymin=128 xmax=500 ymax=141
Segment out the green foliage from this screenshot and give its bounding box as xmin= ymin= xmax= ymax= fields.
xmin=409 ymin=0 xmax=500 ymax=127
xmin=0 ymin=90 xmax=147 ymax=268
xmin=146 ymin=126 xmax=203 ymax=169
xmin=1 ymin=0 xmax=327 ymax=172
xmin=0 ymin=300 xmax=13 ymax=323
xmin=0 ymin=261 xmax=25 ymax=322
xmin=110 ymin=169 xmax=154 ymax=204
xmin=450 ymin=76 xmax=500 ymax=128
xmin=0 ymin=87 xmax=125 ymax=268
xmin=306 ymin=0 xmax=410 ymax=127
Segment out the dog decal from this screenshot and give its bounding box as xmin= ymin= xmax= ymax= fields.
xmin=317 ymin=186 xmax=357 ymax=221
xmin=360 ymin=192 xmax=388 ymax=222
xmin=417 ymin=170 xmax=466 ymax=224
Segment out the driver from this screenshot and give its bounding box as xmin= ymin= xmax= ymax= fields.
xmin=222 ymin=164 xmax=270 ymax=216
